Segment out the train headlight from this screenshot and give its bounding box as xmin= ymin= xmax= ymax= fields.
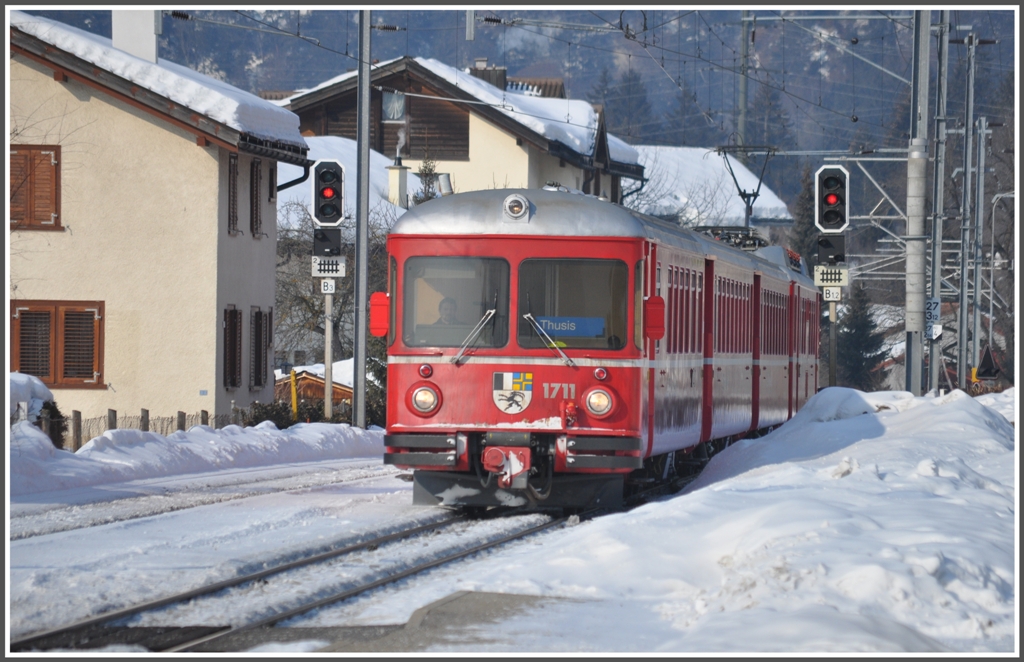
xmin=584 ymin=388 xmax=614 ymax=417
xmin=410 ymin=385 xmax=440 ymax=414
xmin=503 ymin=193 xmax=530 ymax=221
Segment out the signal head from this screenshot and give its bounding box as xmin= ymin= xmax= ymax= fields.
xmin=312 ymin=160 xmax=345 ymax=227
xmin=814 ymin=165 xmax=849 ymax=234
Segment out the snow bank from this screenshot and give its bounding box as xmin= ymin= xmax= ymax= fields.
xmin=974 ymin=387 xmax=1016 ymax=424
xmin=9 ymin=419 xmax=384 ymax=497
xmin=448 ymin=386 xmax=1015 ymax=651
xmin=9 ymin=372 xmax=54 ymax=421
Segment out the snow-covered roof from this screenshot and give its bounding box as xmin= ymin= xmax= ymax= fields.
xmin=10 ymin=10 xmax=306 ymax=149
xmin=631 ymin=145 xmax=793 ymax=227
xmin=276 ymin=136 xmax=423 ymax=227
xmin=281 ymin=56 xmax=640 ymax=167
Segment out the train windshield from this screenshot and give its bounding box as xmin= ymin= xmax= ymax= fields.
xmin=402 ymin=257 xmax=510 ymax=348
xmin=517 ymin=259 xmax=629 ymax=350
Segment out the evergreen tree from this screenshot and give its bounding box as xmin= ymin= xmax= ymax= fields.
xmin=786 ymin=164 xmax=818 ymax=267
xmin=837 ymin=284 xmax=888 ymax=391
xmin=663 ymin=87 xmax=724 ymax=148
xmin=587 ymin=66 xmax=615 ymax=110
xmin=606 ymin=69 xmax=658 ymax=144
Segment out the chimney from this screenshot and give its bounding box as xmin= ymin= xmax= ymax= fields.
xmin=111 ymin=10 xmax=162 ymax=63
xmin=468 ymin=58 xmax=507 ymax=91
xmin=387 ymin=163 xmax=409 ymax=209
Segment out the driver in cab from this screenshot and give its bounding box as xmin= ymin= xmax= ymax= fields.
xmin=434 ymin=297 xmax=462 ymax=325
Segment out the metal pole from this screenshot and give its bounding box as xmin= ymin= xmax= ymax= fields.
xmin=989 ymin=193 xmax=1014 ymax=344
xmin=738 ymin=10 xmax=749 ymax=148
xmin=972 ymin=116 xmax=987 ymax=367
xmin=324 ymin=291 xmax=333 ymax=419
xmin=353 ymin=10 xmax=371 ymax=428
xmin=829 ymin=301 xmax=837 ymax=387
xmin=904 ymin=9 xmax=930 ymax=395
xmin=956 ymin=33 xmax=976 ymax=390
xmin=927 ymin=11 xmax=950 ymax=393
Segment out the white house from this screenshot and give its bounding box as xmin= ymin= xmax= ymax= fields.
xmin=8 ymin=10 xmax=310 ymax=423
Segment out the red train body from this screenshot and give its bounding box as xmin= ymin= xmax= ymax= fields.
xmin=371 ymin=188 xmax=819 ymax=510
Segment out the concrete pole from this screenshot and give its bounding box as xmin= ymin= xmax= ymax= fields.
xmin=353 ymin=10 xmax=371 ymax=428
xmin=957 ymin=34 xmax=976 ymax=389
xmin=324 ymin=291 xmax=333 ymax=419
xmin=904 ymin=10 xmax=930 ymax=395
xmin=928 ymin=11 xmax=950 ymax=393
xmin=972 ymin=116 xmax=987 ymax=366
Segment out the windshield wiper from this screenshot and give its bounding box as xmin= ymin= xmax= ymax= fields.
xmin=450 ymin=309 xmax=496 ymax=365
xmin=523 ymin=313 xmax=576 ymax=367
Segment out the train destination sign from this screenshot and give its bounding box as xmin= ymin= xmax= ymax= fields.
xmin=534 ymin=316 xmax=605 ymax=337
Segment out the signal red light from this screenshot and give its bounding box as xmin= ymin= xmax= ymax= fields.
xmin=824 ymin=193 xmax=840 ymax=206
xmin=320 ymin=187 xmax=337 ymax=200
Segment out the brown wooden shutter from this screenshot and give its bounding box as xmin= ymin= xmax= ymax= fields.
xmin=14 ymin=307 xmax=54 ymax=383
xmin=59 ymin=306 xmax=100 ymax=384
xmin=32 ymin=150 xmax=58 ymax=226
xmin=250 ymin=158 xmax=262 ymax=237
xmin=228 ymin=154 xmax=239 ymax=234
xmin=10 ymin=151 xmax=30 ymax=223
xmin=224 ymin=307 xmax=243 ymax=388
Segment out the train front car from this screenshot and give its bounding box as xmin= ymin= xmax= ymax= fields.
xmin=374 ymin=189 xmax=653 ymax=511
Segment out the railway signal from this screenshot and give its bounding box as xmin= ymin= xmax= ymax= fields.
xmin=814 ymin=165 xmax=849 ymax=234
xmin=311 ymin=159 xmax=345 ymax=227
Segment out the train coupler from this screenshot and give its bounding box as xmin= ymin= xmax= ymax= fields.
xmin=480 ymin=446 xmax=530 ymax=489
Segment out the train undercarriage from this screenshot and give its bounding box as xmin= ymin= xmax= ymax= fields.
xmin=394 ymin=427 xmax=777 ymax=514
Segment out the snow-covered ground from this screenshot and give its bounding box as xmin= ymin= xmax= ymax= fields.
xmin=7 ymin=373 xmax=1017 ymax=653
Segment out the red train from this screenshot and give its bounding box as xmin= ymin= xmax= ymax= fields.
xmin=369 ymin=188 xmax=819 ymax=511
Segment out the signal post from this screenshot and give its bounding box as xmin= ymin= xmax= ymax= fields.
xmin=814 ymin=165 xmax=850 ymax=387
xmin=311 ymin=160 xmax=346 ymax=418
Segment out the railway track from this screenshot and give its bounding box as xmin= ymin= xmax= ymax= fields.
xmin=10 ymin=461 xmax=397 ymax=540
xmin=12 ymin=460 xmax=703 ymax=653
xmin=10 ymin=511 xmax=565 ymax=653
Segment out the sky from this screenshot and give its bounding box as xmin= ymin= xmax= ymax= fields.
xmin=8 ymin=369 xmax=1017 ymax=654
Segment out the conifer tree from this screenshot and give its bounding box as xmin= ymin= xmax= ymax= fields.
xmin=837 ymin=283 xmax=888 ymax=391
xmin=787 ymin=165 xmax=818 ymax=267
xmin=587 ymin=66 xmax=615 ymax=110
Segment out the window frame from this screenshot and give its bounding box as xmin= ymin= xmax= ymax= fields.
xmin=10 ymin=299 xmax=105 ymax=389
xmin=10 ymin=144 xmax=62 ymax=231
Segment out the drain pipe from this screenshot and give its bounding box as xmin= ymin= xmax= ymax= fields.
xmin=276 ymin=163 xmax=312 ymax=192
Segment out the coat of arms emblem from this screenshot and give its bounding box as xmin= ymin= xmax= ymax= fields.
xmin=492 ymin=372 xmax=533 ymax=413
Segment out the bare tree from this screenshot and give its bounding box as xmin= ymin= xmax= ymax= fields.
xmin=622 ymin=149 xmax=732 ymax=227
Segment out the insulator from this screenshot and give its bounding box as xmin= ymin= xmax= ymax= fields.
xmin=170 ymin=11 xmax=192 ymax=21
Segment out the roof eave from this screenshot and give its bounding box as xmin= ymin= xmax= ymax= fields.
xmin=11 ymin=27 xmax=310 ymax=166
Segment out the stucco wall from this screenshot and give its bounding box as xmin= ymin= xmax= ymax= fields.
xmin=10 ymin=56 xmax=276 ymax=421
xmin=401 ymin=112 xmax=586 ymax=194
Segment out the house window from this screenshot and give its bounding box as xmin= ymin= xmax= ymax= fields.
xmin=250 ymin=158 xmax=263 ymax=238
xmin=10 ymin=145 xmax=61 ymax=230
xmin=11 ymin=300 xmax=103 ymax=388
xmin=269 ymin=164 xmax=276 ymax=202
xmin=224 ymin=305 xmax=243 ymax=389
xmin=382 ymin=91 xmax=406 ymax=122
xmin=228 ymin=153 xmax=240 ymax=235
xmin=250 ymin=307 xmax=272 ymax=390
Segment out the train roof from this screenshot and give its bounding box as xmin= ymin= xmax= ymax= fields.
xmin=390 ymin=188 xmax=811 ymax=285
